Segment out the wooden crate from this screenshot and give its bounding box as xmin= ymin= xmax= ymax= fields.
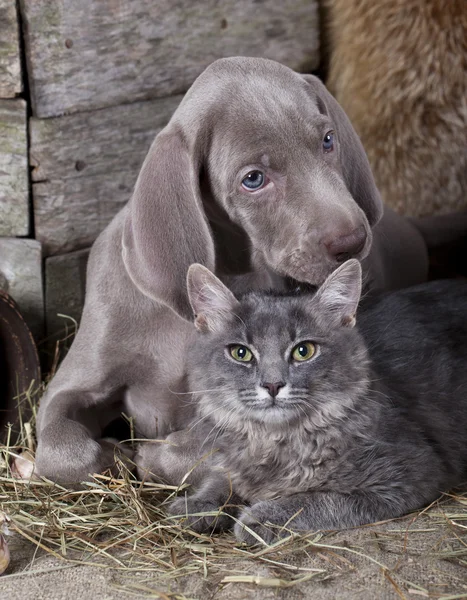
xmin=20 ymin=0 xmax=320 ymax=118
xmin=0 ymin=99 xmax=29 ymax=236
xmin=0 ymin=0 xmax=22 ymax=97
xmin=31 ymin=95 xmax=182 ymax=255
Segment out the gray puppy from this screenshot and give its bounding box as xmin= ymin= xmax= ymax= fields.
xmin=168 ymin=262 xmax=467 ymax=544
xmin=36 ymin=57 xmax=431 ymax=484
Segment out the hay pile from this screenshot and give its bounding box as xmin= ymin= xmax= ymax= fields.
xmin=1 ymin=384 xmax=466 ymax=598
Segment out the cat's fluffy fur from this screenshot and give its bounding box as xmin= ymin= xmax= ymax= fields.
xmin=168 ymin=262 xmax=467 ymax=544
xmin=324 ymin=0 xmax=467 ymax=217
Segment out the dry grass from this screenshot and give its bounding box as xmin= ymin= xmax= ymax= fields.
xmin=1 ymin=380 xmax=466 ymax=598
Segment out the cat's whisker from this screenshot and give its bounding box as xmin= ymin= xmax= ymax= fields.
xmin=167 ymin=396 xmax=197 ymax=407
xmin=188 ymin=404 xmax=228 ymax=431
xmin=208 ymin=407 xmax=237 ymax=451
xmin=232 ymin=312 xmax=247 ymax=328
xmin=292 ymin=402 xmax=308 ymax=418
xmin=292 ymin=404 xmax=308 ymax=423
xmin=287 ymin=397 xmax=308 ymax=405
xmin=201 ymin=417 xmax=227 ymax=451
xmin=203 ymin=401 xmax=238 ymax=440
xmin=167 ymin=386 xmax=228 ymax=396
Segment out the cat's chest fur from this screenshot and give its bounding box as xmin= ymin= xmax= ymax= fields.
xmin=212 ymin=418 xmax=353 ymax=503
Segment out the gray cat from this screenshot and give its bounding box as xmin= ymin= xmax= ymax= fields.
xmin=168 ymin=260 xmax=467 ymax=545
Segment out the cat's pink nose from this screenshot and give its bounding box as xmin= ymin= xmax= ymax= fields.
xmin=262 ymin=381 xmax=285 ymax=398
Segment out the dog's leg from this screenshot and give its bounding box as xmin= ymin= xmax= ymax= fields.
xmin=410 ymin=212 xmax=467 ymax=279
xmin=363 ymin=206 xmax=429 ymax=295
xmin=36 ymin=312 xmax=194 ymax=484
xmin=35 ymin=306 xmax=138 ymax=484
xmin=410 ymin=211 xmax=467 ymax=249
xmin=36 ymin=385 xmax=127 ymax=484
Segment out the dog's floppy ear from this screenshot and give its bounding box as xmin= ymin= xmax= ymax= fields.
xmin=122 ymin=126 xmax=215 ymax=319
xmin=302 ymin=75 xmax=383 ymax=227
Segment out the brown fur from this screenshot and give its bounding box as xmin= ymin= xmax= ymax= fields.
xmin=325 ymin=0 xmax=467 ymax=216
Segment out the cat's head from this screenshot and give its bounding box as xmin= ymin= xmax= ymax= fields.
xmin=186 ymin=260 xmax=370 ymax=428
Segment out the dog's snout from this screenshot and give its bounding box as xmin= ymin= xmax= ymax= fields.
xmin=262 ymin=381 xmax=285 ymax=398
xmin=324 ymin=225 xmax=367 ymax=262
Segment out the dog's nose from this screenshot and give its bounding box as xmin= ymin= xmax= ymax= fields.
xmin=324 ymin=225 xmax=367 ymax=263
xmin=262 ymin=381 xmax=286 ymax=398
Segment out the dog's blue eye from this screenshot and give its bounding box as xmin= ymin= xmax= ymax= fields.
xmin=323 ymin=131 xmax=334 ymax=153
xmin=242 ymin=170 xmax=265 ymax=190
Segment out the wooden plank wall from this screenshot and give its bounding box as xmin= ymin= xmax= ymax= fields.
xmin=0 ymin=0 xmax=22 ymax=97
xmin=1 ymin=0 xmax=320 ymax=348
xmin=20 ymin=0 xmax=320 ymax=118
xmin=0 ymin=1 xmax=44 ymax=340
xmin=30 ymin=95 xmax=183 ymax=255
xmin=0 ymin=99 xmax=28 ymax=236
xmin=0 ymin=0 xmax=29 ymax=236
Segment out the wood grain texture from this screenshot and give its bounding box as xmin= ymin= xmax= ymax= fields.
xmin=20 ymin=0 xmax=320 ymax=118
xmin=0 ymin=0 xmax=22 ymax=97
xmin=0 ymin=238 xmax=43 ymax=339
xmin=0 ymin=99 xmax=28 ymax=236
xmin=31 ymin=95 xmax=182 ymax=255
xmin=45 ymin=248 xmax=89 ymax=350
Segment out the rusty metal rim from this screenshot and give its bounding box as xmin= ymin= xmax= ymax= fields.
xmin=0 ymin=290 xmax=41 ymax=443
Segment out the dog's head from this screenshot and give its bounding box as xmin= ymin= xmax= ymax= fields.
xmin=123 ymin=57 xmax=382 ymax=318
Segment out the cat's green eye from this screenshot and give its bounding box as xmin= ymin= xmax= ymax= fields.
xmin=291 ymin=342 xmax=316 ymax=362
xmin=229 ymin=345 xmax=254 ymax=363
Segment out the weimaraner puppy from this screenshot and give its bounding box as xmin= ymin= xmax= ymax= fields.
xmin=35 ymin=57 xmax=431 ymax=483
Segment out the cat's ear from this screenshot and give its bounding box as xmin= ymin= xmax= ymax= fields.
xmin=187 ymin=264 xmax=240 ymax=333
xmin=313 ymin=259 xmax=362 ymax=328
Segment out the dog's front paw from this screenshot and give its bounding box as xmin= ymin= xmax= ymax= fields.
xmin=168 ymin=495 xmax=234 ymax=534
xmin=35 ymin=422 xmax=122 ymax=485
xmin=234 ymin=501 xmax=296 ymax=546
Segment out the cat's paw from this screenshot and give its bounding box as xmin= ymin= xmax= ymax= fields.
xmin=168 ymin=496 xmax=234 ymax=534
xmin=234 ymin=502 xmax=296 ymax=545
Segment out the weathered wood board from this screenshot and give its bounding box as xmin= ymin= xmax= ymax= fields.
xmin=20 ymin=0 xmax=320 ymax=118
xmin=0 ymin=238 xmax=43 ymax=339
xmin=0 ymin=0 xmax=22 ymax=97
xmin=45 ymin=248 xmax=89 ymax=352
xmin=31 ymin=94 xmax=182 ymax=255
xmin=0 ymin=99 xmax=29 ymax=236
